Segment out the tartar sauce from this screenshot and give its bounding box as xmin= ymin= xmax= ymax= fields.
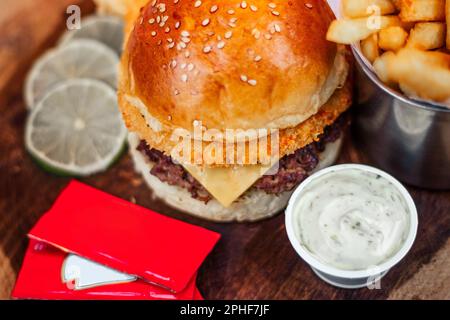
xmin=293 ymin=168 xmax=411 ymax=271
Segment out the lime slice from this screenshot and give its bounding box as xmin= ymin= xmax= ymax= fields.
xmin=25 ymin=79 xmax=127 ymax=176
xmin=59 ymin=15 xmax=124 ymax=55
xmin=25 ymin=39 xmax=118 ymax=109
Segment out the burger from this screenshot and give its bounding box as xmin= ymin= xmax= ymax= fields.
xmin=118 ymin=0 xmax=352 ymax=222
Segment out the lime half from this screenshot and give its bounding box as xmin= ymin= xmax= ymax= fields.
xmin=25 ymin=79 xmax=126 ymax=176
xmin=59 ymin=15 xmax=124 ymax=55
xmin=25 ymin=39 xmax=118 ymax=109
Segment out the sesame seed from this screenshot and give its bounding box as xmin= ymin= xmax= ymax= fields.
xmin=254 ymin=55 xmax=262 ymax=62
xmin=180 ymin=63 xmax=186 ymax=69
xmin=149 ymin=18 xmax=155 ymax=24
xmin=250 ymin=5 xmax=258 ymax=12
xmin=174 ymin=90 xmax=179 ymax=96
xmin=202 ymin=18 xmax=210 ymax=26
xmin=268 ymin=3 xmax=276 ymax=9
xmin=157 ymin=3 xmax=166 ymax=12
xmin=241 ymin=1 xmax=247 ymax=9
xmin=165 ymin=27 xmax=171 ymax=33
xmin=274 ymin=24 xmax=281 ymax=32
xmin=252 ymin=28 xmax=261 ymax=39
xmin=228 ymin=17 xmax=238 ymax=28
xmin=271 ymin=10 xmax=280 ymax=16
xmin=305 ymin=3 xmax=313 ymax=9
xmin=240 ymin=74 xmax=248 ymax=82
xmin=248 ymin=79 xmax=257 ymax=86
xmin=210 ymin=5 xmax=218 ymax=13
xmin=187 ymin=63 xmax=194 ymax=71
xmin=181 ymin=30 xmax=190 ymax=37
xmin=217 ymin=41 xmax=225 ymax=49
xmin=151 ymin=31 xmax=157 ymax=36
xmin=194 ymin=0 xmax=202 ymax=8
xmin=181 ymin=74 xmax=188 ymax=82
xmin=175 ymin=21 xmax=181 ymax=29
xmin=227 ymin=9 xmax=235 ymax=15
xmin=224 ymin=31 xmax=233 ymax=39
xmin=203 ymin=45 xmax=212 ymax=53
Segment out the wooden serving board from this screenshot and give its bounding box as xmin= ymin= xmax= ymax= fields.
xmin=1 ymin=0 xmax=449 ymax=300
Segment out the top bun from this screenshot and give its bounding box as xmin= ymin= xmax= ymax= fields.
xmin=121 ymin=0 xmax=348 ymax=133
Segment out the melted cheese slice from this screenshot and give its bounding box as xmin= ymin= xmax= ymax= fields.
xmin=182 ymin=163 xmax=273 ymax=207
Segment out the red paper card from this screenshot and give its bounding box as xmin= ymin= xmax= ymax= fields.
xmin=12 ymin=240 xmax=197 ymax=300
xmin=28 ymin=181 xmax=220 ymax=293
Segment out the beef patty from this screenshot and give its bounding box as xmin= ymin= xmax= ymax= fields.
xmin=137 ymin=115 xmax=348 ymax=203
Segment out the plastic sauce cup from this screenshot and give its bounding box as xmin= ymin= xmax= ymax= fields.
xmin=285 ymin=164 xmax=418 ymax=289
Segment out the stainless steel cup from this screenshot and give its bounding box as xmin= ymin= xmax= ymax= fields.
xmin=352 ymin=49 xmax=450 ymax=190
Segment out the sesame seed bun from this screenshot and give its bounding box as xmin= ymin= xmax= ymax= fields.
xmin=119 ymin=0 xmax=348 ymax=138
xmin=119 ymin=72 xmax=352 ymax=166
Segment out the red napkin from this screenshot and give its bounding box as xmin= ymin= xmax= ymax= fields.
xmin=13 ymin=181 xmax=220 ymax=300
xmin=13 ymin=240 xmax=197 ymax=300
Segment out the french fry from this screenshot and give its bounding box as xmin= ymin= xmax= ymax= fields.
xmin=398 ymin=0 xmax=445 ymax=22
xmin=326 ymin=16 xmax=401 ymax=44
xmin=93 ymin=0 xmax=127 ymax=16
xmin=407 ymin=22 xmax=446 ymax=50
xmin=379 ymin=26 xmax=409 ymax=51
xmin=391 ymin=0 xmax=402 ymax=10
xmin=342 ymin=0 xmax=396 ymax=18
xmin=361 ymin=33 xmax=381 ymax=63
xmin=374 ymin=48 xmax=450 ymax=102
xmin=400 ymin=20 xmax=416 ymax=31
xmin=373 ymin=51 xmax=398 ymax=85
xmin=446 ymin=0 xmax=450 ymax=49
xmin=328 ymin=0 xmax=450 ymax=105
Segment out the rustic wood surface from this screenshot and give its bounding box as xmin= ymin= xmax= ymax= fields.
xmin=1 ymin=0 xmax=449 ymax=300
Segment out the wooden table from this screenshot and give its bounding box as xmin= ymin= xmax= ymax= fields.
xmin=1 ymin=0 xmax=449 ymax=300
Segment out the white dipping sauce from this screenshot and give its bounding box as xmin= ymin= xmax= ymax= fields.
xmin=293 ymin=168 xmax=411 ymax=271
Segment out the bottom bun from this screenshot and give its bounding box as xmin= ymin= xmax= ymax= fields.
xmin=128 ymin=133 xmax=343 ymax=222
